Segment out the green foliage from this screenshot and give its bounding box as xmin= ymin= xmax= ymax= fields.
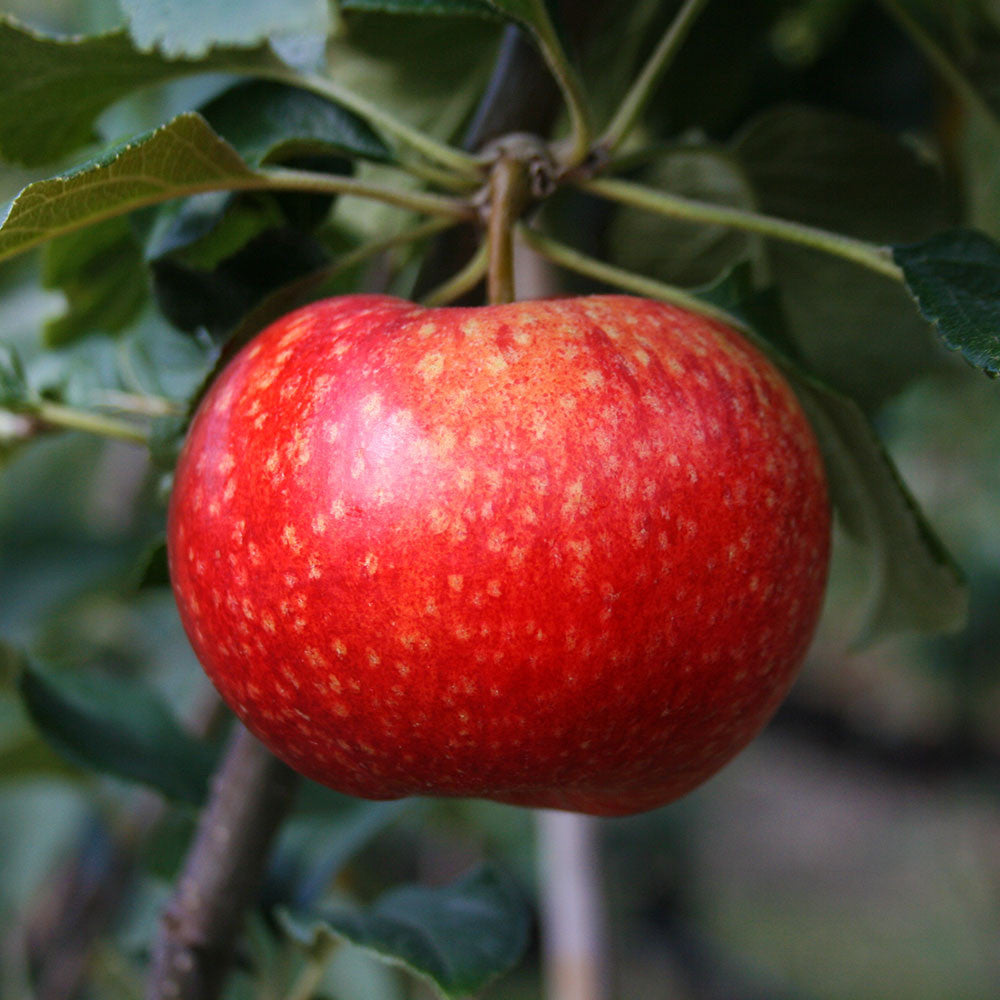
xmin=0 ymin=19 xmax=280 ymax=166
xmin=282 ymin=864 xmax=531 ymax=998
xmin=42 ymin=217 xmax=149 ymax=345
xmin=200 ymin=80 xmax=393 ymax=166
xmin=341 ymin=0 xmax=497 ymax=15
xmin=17 ymin=659 xmax=219 ymax=804
xmin=894 ymin=229 xmax=1000 ymax=377
xmin=0 ymin=342 xmax=28 ymax=406
xmin=325 ymin=10 xmax=500 ymax=144
xmin=607 ymin=104 xmax=951 ymax=410
xmin=4 ymin=3 xmax=1000 ymax=997
xmin=795 ymin=377 xmax=968 ymax=640
xmin=119 ymin=0 xmax=331 ymax=58
xmin=0 ymin=113 xmax=254 ymax=263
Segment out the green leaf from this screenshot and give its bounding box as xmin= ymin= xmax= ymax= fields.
xmin=200 ymin=80 xmax=392 ymax=166
xmin=701 ymin=270 xmax=968 ymax=641
xmin=0 ymin=344 xmax=29 ymax=408
xmin=322 ymin=11 xmax=499 ymax=173
xmin=893 ymin=229 xmax=1000 ymax=378
xmin=120 ymin=309 xmax=219 ymax=403
xmin=735 ymin=104 xmax=948 ymax=243
xmin=0 ymin=639 xmax=25 ymax=687
xmin=794 ymin=376 xmax=968 ymax=641
xmin=481 ymin=0 xmax=548 ymax=30
xmin=281 ymin=864 xmax=531 ymax=999
xmin=0 ymin=19 xmax=281 ymax=166
xmin=276 ymin=797 xmax=417 ymax=908
xmin=41 ymin=217 xmax=149 ymax=345
xmin=132 ymin=538 xmax=170 ymax=589
xmin=145 ymin=194 xmax=284 ymax=267
xmin=734 ymin=104 xmax=951 ymax=409
xmin=119 ymin=0 xmax=331 ymax=59
xmin=149 ymin=413 xmax=190 ymax=471
xmin=342 ymin=0 xmax=497 ymax=16
xmin=18 ymin=660 xmax=218 ymax=804
xmin=606 ymin=146 xmax=759 ymax=288
xmin=0 ymin=112 xmax=255 ymax=265
xmin=150 ymin=225 xmax=329 ymax=336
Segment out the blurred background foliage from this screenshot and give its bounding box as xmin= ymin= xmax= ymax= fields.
xmin=2 ymin=0 xmax=1000 ymax=998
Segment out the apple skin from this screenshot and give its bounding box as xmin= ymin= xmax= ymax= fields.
xmin=167 ymin=294 xmax=830 ymax=816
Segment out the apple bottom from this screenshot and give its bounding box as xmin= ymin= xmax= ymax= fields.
xmin=189 ymin=604 xmax=814 ymax=817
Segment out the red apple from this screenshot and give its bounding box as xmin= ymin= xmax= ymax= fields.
xmin=167 ymin=294 xmax=830 ymax=816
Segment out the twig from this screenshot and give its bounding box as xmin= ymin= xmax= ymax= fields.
xmin=146 ymin=726 xmax=299 ymax=1000
xmin=255 ymin=166 xmax=475 ymax=220
xmin=18 ymin=688 xmax=226 ymax=1000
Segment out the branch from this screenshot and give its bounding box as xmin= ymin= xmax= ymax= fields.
xmin=146 ymin=726 xmax=299 ymax=1000
xmin=536 ymin=811 xmax=609 ymax=1000
xmin=18 ymin=690 xmax=226 ymax=1000
xmin=520 ymin=4 xmax=593 ymax=167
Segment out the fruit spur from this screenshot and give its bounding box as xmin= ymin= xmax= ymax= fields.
xmin=167 ymin=294 xmax=830 ymax=816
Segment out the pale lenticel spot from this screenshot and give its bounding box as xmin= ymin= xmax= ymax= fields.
xmin=304 ymin=647 xmax=328 ymax=667
xmin=361 ymin=393 xmax=382 ymax=420
xmin=416 ymin=351 xmax=444 ymax=382
xmin=282 ymin=525 xmax=301 ymax=553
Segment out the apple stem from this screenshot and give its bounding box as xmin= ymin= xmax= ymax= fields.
xmin=597 ymin=0 xmax=712 ymax=156
xmin=536 ymin=810 xmax=610 ymax=1000
xmin=146 ymin=725 xmax=299 ymax=1000
xmin=487 ymin=155 xmax=531 ymax=304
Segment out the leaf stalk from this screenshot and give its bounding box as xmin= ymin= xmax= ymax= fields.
xmin=598 ymin=0 xmax=712 ymax=154
xmin=518 ymin=225 xmax=744 ymax=329
xmin=32 ymin=400 xmax=149 ymax=445
xmin=577 ymin=176 xmax=903 ymax=280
